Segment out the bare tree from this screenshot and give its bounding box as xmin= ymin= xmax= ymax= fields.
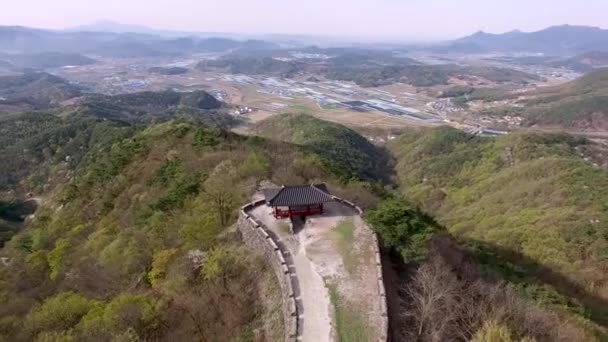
xmin=398 ymin=236 xmax=592 ymax=342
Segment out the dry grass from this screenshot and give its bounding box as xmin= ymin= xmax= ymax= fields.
xmin=332 ymin=218 xmax=359 ymax=275
xmin=328 ymin=284 xmax=370 ymax=342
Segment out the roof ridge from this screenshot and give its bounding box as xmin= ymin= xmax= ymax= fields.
xmin=271 ymin=186 xmax=286 ymax=201
xmin=311 ymin=183 xmax=329 ymax=196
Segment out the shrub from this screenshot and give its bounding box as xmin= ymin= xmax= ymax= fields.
xmin=25 ymin=250 xmax=49 ymax=273
xmin=366 ymin=198 xmax=443 ymax=262
xmin=239 ymin=152 xmax=271 ymax=179
xmin=470 ymin=321 xmax=515 ymax=342
xmin=26 ymin=292 xmax=98 ymax=335
xmin=79 ymin=293 xmax=164 ymax=339
xmin=193 ymin=127 xmax=219 ymax=147
xmin=47 ymin=238 xmax=70 ymax=281
xmin=148 ymin=249 xmax=179 ymax=287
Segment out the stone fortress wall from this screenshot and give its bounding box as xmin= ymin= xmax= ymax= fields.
xmin=238 ymin=196 xmax=389 ymax=341
xmin=238 ymin=200 xmax=299 ymax=341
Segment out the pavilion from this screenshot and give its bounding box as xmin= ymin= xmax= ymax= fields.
xmin=263 ymin=184 xmax=334 ymax=218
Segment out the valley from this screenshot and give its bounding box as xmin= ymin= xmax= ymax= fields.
xmin=26 ymin=45 xmax=604 ymax=139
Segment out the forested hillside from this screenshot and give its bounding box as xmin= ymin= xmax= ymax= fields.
xmin=0 ymin=52 xmax=97 ymax=69
xmin=254 ymin=113 xmax=392 ymax=181
xmin=0 ymin=73 xmax=82 ymax=112
xmin=3 ymin=106 xmax=608 ymax=341
xmin=201 ymin=52 xmax=539 ymax=88
xmin=0 ymin=106 xmax=389 ymax=341
xmin=484 ymin=68 xmax=608 ymax=130
xmin=0 ymin=117 xmax=376 ymax=341
xmin=76 ymin=90 xmax=231 ymax=125
xmin=0 ymin=87 xmax=232 ymax=196
xmin=0 ymin=112 xmax=134 ymax=195
xmin=387 ymin=127 xmax=608 ymax=330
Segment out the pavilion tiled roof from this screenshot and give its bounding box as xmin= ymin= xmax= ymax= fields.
xmin=263 ymin=184 xmax=333 ymax=207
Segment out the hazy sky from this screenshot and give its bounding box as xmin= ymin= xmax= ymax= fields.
xmin=2 ymin=0 xmax=606 ymax=40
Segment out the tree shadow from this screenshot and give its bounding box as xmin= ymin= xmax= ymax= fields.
xmin=381 ymin=234 xmax=608 ymax=341
xmin=453 ymin=237 xmax=608 ymax=326
xmin=0 ymin=199 xmax=38 ymax=223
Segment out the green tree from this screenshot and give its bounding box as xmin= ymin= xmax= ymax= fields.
xmin=47 ymin=238 xmax=71 ymax=281
xmin=148 ymin=248 xmax=179 ymax=288
xmin=179 ymin=210 xmax=221 ymax=249
xmin=25 ymin=250 xmax=49 ymax=274
xmin=193 ymin=127 xmax=219 ymax=147
xmin=78 ymin=294 xmax=163 ymax=339
xmin=201 ymin=245 xmax=246 ymax=290
xmin=366 ymin=198 xmax=443 ymax=262
xmin=239 ymin=152 xmax=271 ymax=179
xmin=470 ymin=320 xmax=536 ymax=342
xmin=203 ymin=161 xmax=238 ymax=226
xmin=26 ymin=292 xmax=98 ymax=336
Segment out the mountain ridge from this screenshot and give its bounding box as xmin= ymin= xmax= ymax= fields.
xmin=440 ymin=24 xmax=608 ymax=54
xmin=0 ymin=25 xmax=280 ymax=57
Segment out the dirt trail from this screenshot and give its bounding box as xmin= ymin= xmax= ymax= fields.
xmin=293 ymin=236 xmax=333 ymax=342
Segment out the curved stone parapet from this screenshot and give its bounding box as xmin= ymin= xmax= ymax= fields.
xmin=238 ymin=196 xmax=389 ymax=342
xmin=238 ymin=200 xmax=299 ymax=341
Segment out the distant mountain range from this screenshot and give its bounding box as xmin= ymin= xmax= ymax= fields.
xmin=0 ymin=25 xmax=280 ymax=57
xmin=70 ymin=20 xmax=241 ymax=40
xmin=2 ymin=23 xmax=608 ymax=62
xmin=437 ymin=25 xmax=608 ymax=54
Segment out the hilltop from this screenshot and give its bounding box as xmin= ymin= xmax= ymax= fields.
xmin=253 ymin=113 xmax=392 ymax=181
xmin=76 ymin=90 xmax=231 ymax=125
xmin=0 ymin=52 xmax=97 ymax=69
xmin=0 ymin=89 xmax=234 ymax=196
xmin=0 ymin=115 xmax=379 ymax=341
xmin=0 ymin=73 xmax=82 ymax=112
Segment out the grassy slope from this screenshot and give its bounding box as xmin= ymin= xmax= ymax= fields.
xmin=254 ymin=113 xmax=391 ymax=181
xmin=389 ymin=127 xmax=608 ymax=303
